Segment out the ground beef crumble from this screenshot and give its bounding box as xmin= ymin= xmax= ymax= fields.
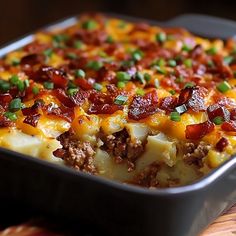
xmin=53 ymin=131 xmax=96 ymax=173
xmin=183 ymin=141 xmax=210 ymax=168
xmin=100 ymin=129 xmax=146 ymax=171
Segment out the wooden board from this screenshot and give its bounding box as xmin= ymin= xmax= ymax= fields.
xmin=0 ymin=206 xmax=236 ymax=236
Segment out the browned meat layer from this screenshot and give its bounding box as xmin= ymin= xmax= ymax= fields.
xmin=183 ymin=141 xmax=210 ymax=168
xmin=100 ymin=129 xmax=146 ymax=171
xmin=53 ymin=131 xmax=96 ymax=173
xmin=131 ymin=163 xmax=161 ymax=188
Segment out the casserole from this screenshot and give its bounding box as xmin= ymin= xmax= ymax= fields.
xmin=0 ymin=13 xmax=236 ymax=236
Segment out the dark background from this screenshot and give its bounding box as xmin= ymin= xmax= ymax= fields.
xmin=1 ymin=0 xmax=236 ymax=46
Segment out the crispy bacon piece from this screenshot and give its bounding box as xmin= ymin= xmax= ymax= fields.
xmin=43 ymin=104 xmax=75 ymax=123
xmin=52 ymin=89 xmax=75 ymax=108
xmin=128 ymin=90 xmax=158 ymax=120
xmin=97 ymin=67 xmax=116 ymax=83
xmin=185 ymin=121 xmax=215 ymax=140
xmin=0 ymin=93 xmax=12 ymax=109
xmin=230 ymin=108 xmax=236 ymax=120
xmin=88 ymin=103 xmax=123 ymax=114
xmin=70 ymin=90 xmax=89 ymax=106
xmin=20 ymin=54 xmax=44 ymax=66
xmin=221 ymin=120 xmax=236 ymax=132
xmin=159 ymin=96 xmax=178 ymax=112
xmin=207 ymin=104 xmax=230 ymax=122
xmin=22 ymin=99 xmax=44 ymax=116
xmin=215 ymin=137 xmax=229 ymax=152
xmin=74 ymin=78 xmax=94 ymax=90
xmin=211 ymin=55 xmax=233 ymax=78
xmin=178 ymin=86 xmax=207 ymax=112
xmin=0 ymin=115 xmax=14 ymax=127
xmin=23 ymin=42 xmax=48 ymax=54
xmin=23 ymin=114 xmax=41 ymax=127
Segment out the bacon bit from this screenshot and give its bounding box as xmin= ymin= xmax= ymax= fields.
xmin=88 ymin=103 xmax=123 ymax=114
xmin=212 ymin=55 xmax=233 ymax=78
xmin=20 ymin=54 xmax=44 ymax=66
xmin=49 ymin=69 xmax=68 ymax=88
xmin=22 ymin=99 xmax=44 ymax=116
xmin=160 ymin=76 xmax=180 ymax=91
xmin=0 ymin=93 xmax=12 ymax=109
xmin=130 ymin=22 xmax=150 ymax=33
xmin=190 ymin=44 xmax=204 ymax=59
xmin=44 ymin=104 xmax=75 ymax=122
xmin=230 ymin=108 xmax=236 ymax=120
xmin=159 ymin=96 xmax=178 ymax=112
xmin=68 ymin=57 xmax=88 ymax=70
xmin=128 ymin=90 xmax=158 ymax=120
xmin=74 ymin=78 xmax=93 ymax=90
xmin=175 ymin=65 xmax=193 ymax=78
xmin=97 ymin=67 xmax=116 ymax=82
xmin=0 ymin=115 xmax=15 ymax=127
xmin=215 ymin=137 xmax=229 ymax=152
xmin=53 ymin=89 xmax=75 ymax=108
xmin=53 ymin=148 xmax=66 ymax=158
xmin=185 ymin=121 xmax=215 ymax=139
xmin=207 ymin=104 xmax=230 ymax=122
xmin=221 ymin=120 xmax=236 ymax=132
xmin=178 ymin=86 xmax=207 ymax=112
xmin=23 ymin=114 xmax=41 ymax=127
xmin=74 ymin=29 xmax=108 ymax=45
xmin=70 ymin=89 xmax=89 ymax=106
xmin=24 ymin=42 xmax=48 ymax=54
xmin=213 ymin=94 xmax=236 ymax=108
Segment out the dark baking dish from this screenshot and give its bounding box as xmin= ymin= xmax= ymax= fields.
xmin=1 ymin=13 xmax=236 ymax=236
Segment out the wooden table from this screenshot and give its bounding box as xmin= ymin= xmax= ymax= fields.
xmin=1 ymin=206 xmax=236 ymax=236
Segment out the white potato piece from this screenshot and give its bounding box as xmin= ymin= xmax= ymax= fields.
xmin=136 ymin=133 xmax=177 ymax=169
xmin=0 ymin=128 xmax=63 ymax=164
xmin=125 ymin=123 xmax=149 ymax=142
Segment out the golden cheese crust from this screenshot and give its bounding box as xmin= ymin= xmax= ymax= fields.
xmin=1 ymin=13 xmax=236 ymax=188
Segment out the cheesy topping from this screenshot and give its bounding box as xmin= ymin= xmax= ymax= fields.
xmin=1 ymin=13 xmax=236 ymax=188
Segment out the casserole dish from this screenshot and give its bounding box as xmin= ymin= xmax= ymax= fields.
xmin=0 ymin=13 xmax=236 ymax=236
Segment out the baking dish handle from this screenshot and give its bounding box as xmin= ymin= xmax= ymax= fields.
xmin=165 ymin=14 xmax=236 ymax=40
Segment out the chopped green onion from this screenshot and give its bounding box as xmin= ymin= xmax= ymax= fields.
xmin=24 ymin=79 xmax=30 ymax=88
xmin=82 ymin=20 xmax=97 ymax=30
xmin=153 ymin=65 xmax=166 ymax=74
xmin=17 ymin=80 xmax=25 ymax=92
xmin=175 ymin=104 xmax=187 ymax=114
xmin=93 ymin=83 xmax=103 ymax=91
xmin=68 ymin=81 xmax=77 ymax=89
xmin=213 ymin=116 xmax=224 ymax=125
xmin=11 ymin=58 xmax=20 ymax=66
xmin=53 ymin=34 xmax=68 ymax=43
xmin=117 ymin=81 xmax=126 ymax=88
xmin=144 ymin=73 xmax=151 ymax=82
xmin=98 ymin=51 xmax=108 ymax=58
xmin=152 ymin=58 xmax=165 ymax=67
xmin=67 ymin=88 xmax=79 ymax=96
xmin=223 ymin=56 xmax=234 ymax=65
xmin=75 ymin=69 xmax=86 ymax=78
xmin=154 ymin=78 xmax=159 ymax=88
xmin=169 ymin=90 xmax=176 ymax=95
xmin=168 ymin=59 xmax=176 ymax=67
xmin=32 ymin=86 xmax=39 ymax=95
xmin=175 ymin=76 xmax=184 ymax=83
xmin=135 ymin=72 xmax=145 ymax=84
xmin=0 ymin=81 xmax=10 ymax=92
xmin=43 ymin=48 xmax=53 ymax=58
xmin=217 ymin=81 xmax=231 ymax=93
xmin=106 ymin=35 xmax=114 ymax=43
xmin=74 ymin=40 xmax=83 ymax=49
xmin=170 ymin=111 xmax=181 ymax=122
xmin=86 ymin=61 xmax=103 ymax=71
xmin=136 ymin=88 xmax=145 ymax=96
xmin=114 ymin=95 xmax=128 ymax=105
xmin=43 ymin=81 xmax=54 ymax=90
xmin=116 ymin=71 xmax=131 ymax=81
xmin=156 ymin=32 xmax=166 ymax=43
xmin=121 ymin=60 xmax=134 ymax=68
xmin=131 ymin=50 xmax=143 ymax=61
xmin=118 ymin=20 xmax=127 ymax=28
xmin=207 ymin=60 xmax=215 ymax=68
xmin=184 ymin=82 xmax=195 ymax=89
xmin=67 ymin=53 xmax=77 ymax=60
xmin=9 ymin=75 xmax=19 ymax=85
xmin=182 ymin=44 xmax=191 ymax=52
xmin=184 ymin=59 xmax=192 ymax=68
xmin=9 ymin=98 xmax=22 ymax=112
xmin=206 ymin=47 xmax=217 ymax=55
xmin=4 ymin=112 xmax=17 ymax=121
